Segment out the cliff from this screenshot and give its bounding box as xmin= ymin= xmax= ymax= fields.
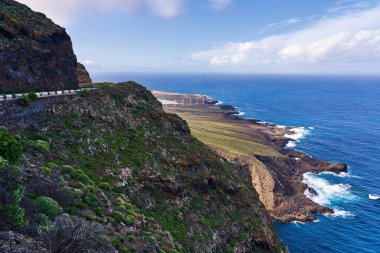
xmin=0 ymin=82 xmax=288 ymax=253
xmin=154 ymin=92 xmax=347 ymax=223
xmin=0 ymin=0 xmax=79 ymax=92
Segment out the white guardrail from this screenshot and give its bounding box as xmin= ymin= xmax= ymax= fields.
xmin=0 ymin=88 xmax=97 ymax=102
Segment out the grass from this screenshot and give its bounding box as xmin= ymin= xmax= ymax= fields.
xmin=165 ymin=106 xmax=282 ymax=158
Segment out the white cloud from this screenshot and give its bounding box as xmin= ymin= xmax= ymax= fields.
xmin=210 ymin=0 xmax=232 ymax=11
xmin=265 ymin=18 xmax=302 ymax=29
xmin=147 ymin=0 xmax=182 ymax=18
xmin=18 ymin=0 xmax=183 ymax=25
xmin=191 ymin=4 xmax=380 ymax=72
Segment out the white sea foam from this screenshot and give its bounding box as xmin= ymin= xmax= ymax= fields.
xmin=284 ymin=127 xmax=311 ymax=148
xmin=284 ymin=127 xmax=311 ymax=141
xmin=238 ymin=111 xmax=246 ymax=116
xmin=302 ymin=173 xmax=357 ymax=206
xmin=277 ymin=125 xmax=287 ymax=129
xmin=215 ymin=101 xmax=224 ymax=105
xmin=311 ymin=168 xmax=361 ymax=179
xmin=286 ymin=141 xmax=297 ymax=148
xmin=325 ymin=209 xmax=355 ymax=218
xmin=369 ymin=194 xmax=380 ymax=200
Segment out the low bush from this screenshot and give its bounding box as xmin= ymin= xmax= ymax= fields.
xmin=42 ymin=214 xmax=113 ymax=253
xmin=41 ymin=166 xmax=52 ymax=175
xmin=3 ymin=185 xmax=26 ymax=228
xmin=0 ymin=127 xmax=23 ymax=163
xmin=34 ymin=196 xmax=62 ymax=219
xmin=62 ymin=165 xmax=75 ymax=175
xmin=27 ymin=92 xmax=38 ymax=102
xmin=33 ymin=140 xmax=50 ymax=152
xmin=17 ymin=96 xmax=31 ymax=107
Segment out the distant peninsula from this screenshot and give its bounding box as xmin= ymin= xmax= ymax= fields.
xmin=153 ymin=91 xmax=347 ymax=223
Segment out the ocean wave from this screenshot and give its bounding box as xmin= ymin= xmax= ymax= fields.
xmin=284 ymin=127 xmax=311 ymax=141
xmin=369 ymin=194 xmax=380 ymax=200
xmin=284 ymin=127 xmax=311 ymax=148
xmin=215 ymin=100 xmax=224 ymax=105
xmin=238 ymin=111 xmax=246 ymax=116
xmin=324 ymin=209 xmax=355 ymax=218
xmin=302 ymin=173 xmax=357 ymax=206
xmin=311 ymin=168 xmax=362 ymax=179
xmin=286 ymin=141 xmax=297 ymax=148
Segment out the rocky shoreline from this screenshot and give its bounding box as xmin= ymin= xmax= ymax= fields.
xmin=153 ymin=91 xmax=348 ymax=223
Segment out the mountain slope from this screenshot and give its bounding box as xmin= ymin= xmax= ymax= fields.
xmin=0 ymin=82 xmax=288 ymax=252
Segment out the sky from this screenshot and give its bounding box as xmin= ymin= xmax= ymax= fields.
xmin=18 ymin=0 xmax=380 ymax=74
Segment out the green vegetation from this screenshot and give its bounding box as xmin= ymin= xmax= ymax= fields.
xmin=0 ymin=83 xmax=286 ymax=252
xmin=16 ymin=92 xmax=39 ymax=107
xmin=34 ymin=196 xmax=62 ymax=219
xmin=0 ymin=126 xmax=23 ymax=163
xmin=165 ymin=106 xmax=282 ymax=158
xmin=33 ymin=140 xmax=50 ymax=152
xmin=3 ymin=185 xmax=25 ymax=228
xmin=0 ymin=154 xmax=25 ymax=228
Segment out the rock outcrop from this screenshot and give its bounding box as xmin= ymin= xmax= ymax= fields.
xmin=0 ymin=231 xmax=47 ymax=253
xmin=0 ymin=0 xmax=79 ymax=92
xmin=76 ymin=62 xmax=92 ymax=84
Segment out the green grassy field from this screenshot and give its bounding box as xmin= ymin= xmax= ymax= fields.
xmin=165 ymin=106 xmax=282 ymax=158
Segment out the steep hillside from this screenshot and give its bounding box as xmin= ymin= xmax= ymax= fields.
xmin=0 ymin=0 xmax=78 ymax=92
xmin=0 ymin=82 xmax=288 ymax=253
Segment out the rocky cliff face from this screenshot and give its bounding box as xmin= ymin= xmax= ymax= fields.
xmin=77 ymin=62 xmax=92 ymax=84
xmin=0 ymin=0 xmax=79 ymax=92
xmin=0 ymin=82 xmax=288 ymax=253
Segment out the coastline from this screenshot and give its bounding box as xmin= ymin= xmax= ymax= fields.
xmin=153 ymin=91 xmax=348 ymax=223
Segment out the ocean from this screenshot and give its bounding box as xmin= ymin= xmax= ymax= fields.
xmin=93 ymin=73 xmax=380 ymax=253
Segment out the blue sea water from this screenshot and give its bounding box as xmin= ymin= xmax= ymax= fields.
xmin=93 ymin=73 xmax=380 ymax=253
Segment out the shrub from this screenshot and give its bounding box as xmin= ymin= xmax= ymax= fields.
xmin=41 ymin=166 xmax=52 ymax=175
xmin=37 ymin=213 xmax=53 ymax=233
xmin=77 ymin=89 xmax=91 ymax=97
xmin=84 ymin=193 xmax=97 ymax=205
xmin=34 ymin=196 xmax=62 ymax=219
xmin=99 ymin=182 xmax=111 ymax=190
xmin=93 ymin=206 xmax=102 ymax=216
xmin=33 ymin=140 xmax=50 ymax=152
xmin=3 ymin=185 xmax=26 ymax=227
xmin=42 ymin=214 xmax=112 ymax=253
xmin=78 ymin=174 xmax=90 ymax=184
xmin=0 ymin=156 xmax=8 ymax=169
xmin=125 ymin=215 xmax=135 ymax=226
xmin=62 ymin=165 xmax=75 ymax=175
xmin=76 ymin=182 xmax=85 ymax=188
xmin=0 ymin=127 xmax=23 ymax=163
xmin=17 ymin=96 xmax=31 ymax=107
xmin=4 ymin=203 xmax=25 ymax=227
xmin=27 ymin=92 xmax=38 ymax=102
